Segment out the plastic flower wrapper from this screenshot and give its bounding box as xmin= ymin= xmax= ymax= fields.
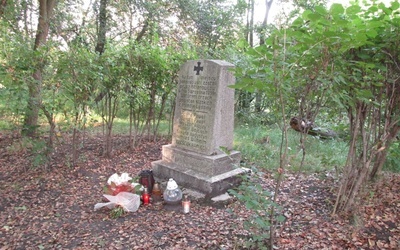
xmin=94 ymin=192 xmax=140 ymax=212
xmin=94 ymin=173 xmax=143 ymax=214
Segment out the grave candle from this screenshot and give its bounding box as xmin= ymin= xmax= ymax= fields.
xmin=152 ymin=182 xmax=162 ymax=203
xmin=142 ymin=187 xmax=150 ymax=205
xmin=182 ymin=195 xmax=190 ymax=213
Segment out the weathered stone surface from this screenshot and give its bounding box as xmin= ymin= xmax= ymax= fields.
xmin=152 ymin=159 xmax=245 ymax=196
xmin=152 ymin=60 xmax=244 ymax=197
xmin=160 ymin=145 xmax=241 ymax=177
xmin=172 ymin=60 xmax=235 ymax=155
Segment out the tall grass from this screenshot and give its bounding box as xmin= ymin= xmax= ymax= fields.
xmin=233 ymin=122 xmax=348 ymax=173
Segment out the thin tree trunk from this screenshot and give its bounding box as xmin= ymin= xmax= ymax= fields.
xmin=370 ymin=77 xmax=400 ymax=179
xmin=333 ymin=102 xmax=376 ymax=214
xmin=247 ymin=0 xmax=254 ymax=47
xmin=41 ymin=106 xmax=56 ymax=148
xmin=0 ymin=0 xmax=8 ymax=18
xmin=259 ymin=0 xmax=273 ymax=45
xmin=153 ymin=91 xmax=168 ymax=141
xmin=23 ymin=0 xmax=56 ymax=137
xmin=104 ymin=93 xmax=118 ymax=158
xmin=370 ymin=124 xmax=400 ymax=179
xmin=72 ymin=127 xmax=79 ymax=166
xmin=269 ymin=31 xmax=288 ymax=248
xmin=129 ymin=107 xmax=134 ymax=149
xmin=143 ymin=82 xmax=156 ymax=140
xmin=95 ymin=0 xmax=107 ymax=54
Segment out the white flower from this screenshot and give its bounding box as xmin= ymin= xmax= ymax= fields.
xmin=107 ymin=173 xmax=132 ymax=186
xmin=119 ymin=173 xmax=132 ymax=183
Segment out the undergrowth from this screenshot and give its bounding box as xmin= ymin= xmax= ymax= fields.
xmin=233 ymin=122 xmax=348 ymax=173
xmin=384 ymin=140 xmax=400 ymax=172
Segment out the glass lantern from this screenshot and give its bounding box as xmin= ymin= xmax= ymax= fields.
xmin=163 ymin=178 xmax=182 ymax=205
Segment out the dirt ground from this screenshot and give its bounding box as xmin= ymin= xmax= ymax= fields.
xmin=0 ymin=132 xmax=399 ymax=249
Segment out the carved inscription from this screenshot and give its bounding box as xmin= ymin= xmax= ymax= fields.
xmin=175 ymin=75 xmax=218 ymax=151
xmin=178 ymin=75 xmax=217 ymax=112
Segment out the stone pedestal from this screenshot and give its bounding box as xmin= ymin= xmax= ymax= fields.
xmin=152 ymin=60 xmax=245 ymax=196
xmin=152 ymin=145 xmax=243 ymax=196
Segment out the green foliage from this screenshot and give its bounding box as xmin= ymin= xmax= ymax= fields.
xmin=177 ymin=0 xmax=246 ymax=57
xmin=88 ymin=118 xmax=171 ymax=137
xmin=229 ymin=167 xmax=276 ymax=249
xmin=5 ymin=137 xmax=50 ymax=168
xmin=30 ymin=139 xmax=50 ymax=168
xmin=235 ymin=1 xmax=400 ymax=120
xmin=234 ymin=123 xmax=279 ymax=167
xmin=0 ymin=31 xmax=34 ymax=129
xmin=110 ymin=206 xmax=125 ymax=219
xmin=0 ymin=87 xmax=27 ymax=130
xmin=234 ymin=123 xmax=348 ymax=172
xmin=234 ymin=0 xmax=399 ymax=169
xmin=384 ymin=141 xmax=400 ymax=172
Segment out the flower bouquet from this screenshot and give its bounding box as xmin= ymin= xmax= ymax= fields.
xmin=94 ymin=173 xmax=143 ymax=216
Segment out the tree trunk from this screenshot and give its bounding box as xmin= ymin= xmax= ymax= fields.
xmin=254 ymin=91 xmax=263 ymax=113
xmin=23 ymin=0 xmax=56 ymax=137
xmin=0 ymin=0 xmax=7 ymax=17
xmin=129 ymin=106 xmax=138 ymax=149
xmin=95 ymin=0 xmax=108 ymax=54
xmin=369 ymin=119 xmax=400 ymax=180
xmin=72 ymin=127 xmax=79 ymax=166
xmin=246 ymin=0 xmax=254 ymax=47
xmin=153 ymin=91 xmax=168 ymax=141
xmin=237 ymin=91 xmax=253 ymax=114
xmin=41 ymin=106 xmax=56 ymax=148
xmin=259 ymin=0 xmax=273 ymax=45
xmin=104 ymin=93 xmax=117 ymax=158
xmin=143 ymin=81 xmax=156 ymax=140
xmin=370 ymin=75 xmax=400 ymax=179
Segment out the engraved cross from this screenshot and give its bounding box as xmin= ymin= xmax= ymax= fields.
xmin=194 ymin=62 xmax=203 ymax=75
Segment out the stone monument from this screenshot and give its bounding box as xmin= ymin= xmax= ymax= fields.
xmin=152 ymin=60 xmax=244 ymax=196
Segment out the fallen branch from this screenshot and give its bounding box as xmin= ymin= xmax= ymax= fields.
xmin=290 ymin=117 xmax=337 ymax=139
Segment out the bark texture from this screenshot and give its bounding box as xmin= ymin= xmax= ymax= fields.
xmin=23 ymin=0 xmax=56 ymax=137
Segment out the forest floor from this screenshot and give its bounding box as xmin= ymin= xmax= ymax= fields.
xmin=0 ymin=132 xmax=399 ymax=250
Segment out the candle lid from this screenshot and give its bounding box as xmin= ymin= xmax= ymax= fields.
xmin=166 ymin=178 xmax=178 ymax=190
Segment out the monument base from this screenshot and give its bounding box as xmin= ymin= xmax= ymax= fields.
xmin=152 ymin=145 xmax=246 ymax=197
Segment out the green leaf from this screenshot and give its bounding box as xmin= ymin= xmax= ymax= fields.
xmin=368 ymin=5 xmax=378 ymax=12
xmin=277 ymin=215 xmax=286 ymax=222
xmin=315 ymin=5 xmax=328 ymax=16
xmin=236 ymin=38 xmax=249 ymax=50
xmin=330 ymin=3 xmax=345 ymax=15
xmin=372 ymin=82 xmax=384 ymax=87
xmin=354 ymin=33 xmax=367 ymax=44
xmin=366 ymin=29 xmax=378 ymax=38
xmin=356 ymin=89 xmax=373 ymax=99
xmin=308 ymin=13 xmax=321 ymax=21
xmin=15 ymin=206 xmax=27 ymax=211
xmin=357 ymin=53 xmax=370 ymax=60
xmin=346 ymin=5 xmax=361 ymax=15
xmin=292 ymin=17 xmax=304 ymax=27
xmin=246 ymin=48 xmax=260 ymax=57
xmin=379 ymin=3 xmax=392 ymax=14
xmin=302 ymin=9 xmax=313 ymax=20
xmin=391 ymin=1 xmax=400 ymax=10
xmin=255 ymin=217 xmax=270 ymax=228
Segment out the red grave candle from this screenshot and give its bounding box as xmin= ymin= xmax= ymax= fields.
xmin=142 ymin=188 xmax=150 ymax=205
